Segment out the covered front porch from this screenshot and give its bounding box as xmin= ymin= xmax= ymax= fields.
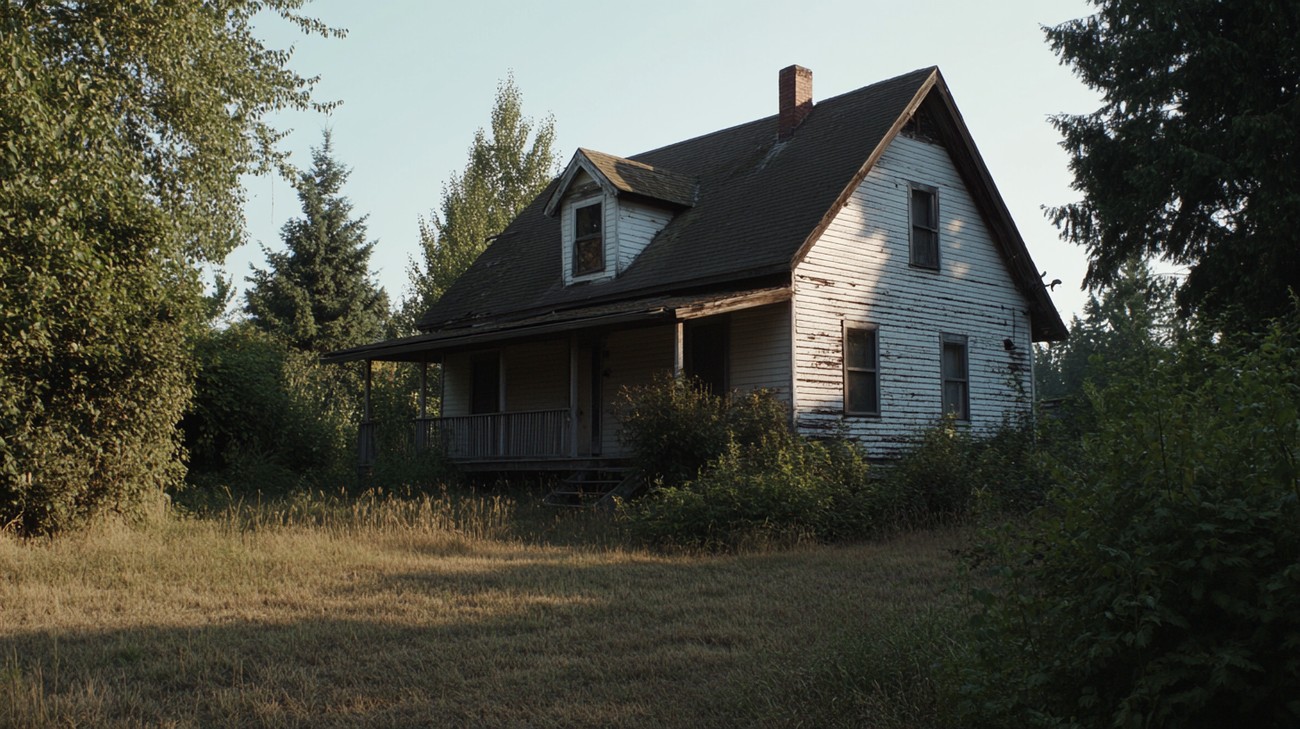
xmin=326 ymin=287 xmax=792 ymax=469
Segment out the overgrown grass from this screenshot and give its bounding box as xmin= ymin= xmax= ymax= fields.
xmin=0 ymin=491 xmax=965 ymax=728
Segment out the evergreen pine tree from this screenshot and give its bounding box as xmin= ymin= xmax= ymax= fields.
xmin=246 ymin=130 xmax=389 ymax=352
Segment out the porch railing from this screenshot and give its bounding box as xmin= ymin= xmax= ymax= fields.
xmin=415 ymin=409 xmax=572 ymax=460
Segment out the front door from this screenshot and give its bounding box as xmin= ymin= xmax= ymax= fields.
xmin=470 ymin=353 xmax=501 ymax=414
xmin=685 ymin=318 xmax=729 ymax=396
xmin=575 ymin=341 xmax=603 ymax=456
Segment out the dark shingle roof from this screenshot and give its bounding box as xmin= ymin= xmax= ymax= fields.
xmin=417 ymin=67 xmax=1067 ymax=341
xmin=577 ymin=148 xmax=698 ymax=208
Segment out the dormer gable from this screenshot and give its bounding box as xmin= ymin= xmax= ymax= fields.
xmin=546 ymin=148 xmax=696 ymax=286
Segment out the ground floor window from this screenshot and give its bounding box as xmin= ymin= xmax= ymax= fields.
xmin=844 ymin=324 xmax=879 ymax=415
xmin=941 ymin=333 xmax=969 ymax=420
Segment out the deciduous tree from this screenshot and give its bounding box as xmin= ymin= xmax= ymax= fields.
xmin=402 ymin=75 xmax=558 ymax=330
xmin=0 ymin=2 xmax=333 ymax=534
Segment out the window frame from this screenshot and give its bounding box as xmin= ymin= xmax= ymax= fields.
xmin=909 ymin=183 xmax=940 ymax=270
xmin=571 ymin=200 xmax=605 ymax=277
xmin=940 ymin=333 xmax=969 ymax=421
xmin=843 ymin=322 xmax=881 ymax=417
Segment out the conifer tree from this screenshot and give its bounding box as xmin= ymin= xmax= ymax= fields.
xmin=246 ymin=131 xmax=389 ymax=352
xmin=402 ymin=75 xmax=558 ymax=331
xmin=1047 ymin=0 xmax=1300 ymax=324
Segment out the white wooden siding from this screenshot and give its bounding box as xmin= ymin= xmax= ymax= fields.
xmin=792 ymin=134 xmax=1033 ymax=457
xmin=728 ymin=303 xmax=792 ymax=403
xmin=615 ymin=200 xmax=673 ymax=273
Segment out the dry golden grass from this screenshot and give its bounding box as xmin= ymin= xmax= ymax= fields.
xmin=0 ymin=492 xmax=964 ymax=728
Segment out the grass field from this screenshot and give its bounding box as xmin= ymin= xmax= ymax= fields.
xmin=0 ymin=491 xmax=965 ymax=728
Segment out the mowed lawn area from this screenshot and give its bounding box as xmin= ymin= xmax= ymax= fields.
xmin=0 ymin=494 xmax=964 ymax=728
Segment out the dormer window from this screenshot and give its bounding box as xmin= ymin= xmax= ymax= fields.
xmin=573 ymin=202 xmax=604 ymax=276
xmin=547 ymin=148 xmax=696 ymax=287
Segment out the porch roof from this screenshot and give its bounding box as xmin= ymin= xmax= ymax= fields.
xmin=321 ymin=286 xmax=790 ymax=364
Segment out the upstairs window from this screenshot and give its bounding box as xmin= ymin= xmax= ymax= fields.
xmin=573 ymin=202 xmax=604 ymax=276
xmin=910 ymin=184 xmax=939 ymax=269
xmin=940 ymin=333 xmax=969 ymax=420
xmin=844 ymin=324 xmax=880 ymax=415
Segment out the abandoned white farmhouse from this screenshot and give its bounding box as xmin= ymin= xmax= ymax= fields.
xmin=325 ymin=65 xmax=1067 ymax=473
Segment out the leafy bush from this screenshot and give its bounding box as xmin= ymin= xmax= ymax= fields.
xmin=622 ymin=435 xmax=877 ymax=549
xmin=618 ymin=378 xmax=876 ymax=548
xmin=957 ymin=318 xmax=1300 ymax=728
xmin=183 ymin=324 xmax=352 ymax=494
xmin=617 ymin=374 xmax=731 ymax=487
xmin=365 ymin=362 xmax=456 ymax=491
xmin=883 ymin=416 xmax=1048 ymax=526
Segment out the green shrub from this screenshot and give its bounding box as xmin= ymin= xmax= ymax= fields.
xmin=622 ymin=435 xmax=877 ymax=549
xmin=883 ymin=416 xmax=1048 ymax=527
xmin=182 ymin=324 xmax=353 ymax=495
xmin=617 ymin=373 xmax=731 ymax=487
xmin=618 ymin=378 xmax=877 ymax=548
xmin=957 ymin=318 xmax=1300 ymax=728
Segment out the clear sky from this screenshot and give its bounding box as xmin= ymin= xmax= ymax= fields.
xmin=235 ymin=0 xmax=1103 ymax=322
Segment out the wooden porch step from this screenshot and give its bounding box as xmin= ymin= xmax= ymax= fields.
xmin=543 ymin=461 xmax=638 ymax=509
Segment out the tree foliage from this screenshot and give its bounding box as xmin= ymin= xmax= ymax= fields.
xmin=182 ymin=323 xmax=352 ymax=494
xmin=1047 ymin=0 xmax=1300 ymax=324
xmin=961 ymin=317 xmax=1300 ymax=728
xmin=1035 ymin=259 xmax=1179 ymax=403
xmin=0 ymin=2 xmax=332 ymax=534
xmin=245 ymin=130 xmax=389 ymax=353
xmin=402 ymin=75 xmax=558 ymax=330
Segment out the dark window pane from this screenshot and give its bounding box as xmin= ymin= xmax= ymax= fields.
xmin=911 ymin=188 xmax=935 ymax=227
xmin=912 ymin=228 xmax=937 ymax=267
xmin=942 ymin=341 xmax=965 ymax=380
xmin=910 ymin=187 xmax=938 ymax=268
xmin=943 ymin=381 xmax=967 ymax=418
xmin=574 ymin=237 xmax=602 ymax=275
xmin=846 ymin=328 xmax=875 ymax=369
xmin=847 ymin=371 xmax=878 ymax=413
xmin=573 ymin=203 xmax=604 ymax=276
xmin=575 ymin=203 xmax=601 ymax=238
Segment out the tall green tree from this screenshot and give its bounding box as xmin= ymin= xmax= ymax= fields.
xmin=1047 ymin=0 xmax=1300 ymax=324
xmin=0 ymin=2 xmax=333 ymax=535
xmin=246 ymin=130 xmax=389 ymax=352
xmin=402 ymin=75 xmax=559 ymax=330
xmin=1036 ymin=259 xmax=1178 ymax=402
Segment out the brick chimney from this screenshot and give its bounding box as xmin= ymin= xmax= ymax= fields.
xmin=778 ymin=65 xmax=813 ymax=140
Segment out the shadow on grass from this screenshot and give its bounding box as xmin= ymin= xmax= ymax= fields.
xmin=2 ymin=533 xmax=965 ymax=728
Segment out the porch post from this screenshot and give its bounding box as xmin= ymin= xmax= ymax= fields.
xmin=364 ymin=359 xmax=373 ymax=420
xmin=673 ymin=321 xmax=685 ymax=378
xmin=419 ymin=360 xmax=428 ymax=418
xmin=569 ymin=335 xmax=579 ymax=457
xmin=358 ymin=358 xmax=375 ymax=470
xmin=416 ymin=359 xmax=429 ymax=450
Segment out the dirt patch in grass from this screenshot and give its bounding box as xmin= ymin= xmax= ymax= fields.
xmin=0 ymin=499 xmax=964 ymax=728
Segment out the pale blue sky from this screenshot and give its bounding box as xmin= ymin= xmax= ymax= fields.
xmin=236 ymin=0 xmax=1103 ymax=321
